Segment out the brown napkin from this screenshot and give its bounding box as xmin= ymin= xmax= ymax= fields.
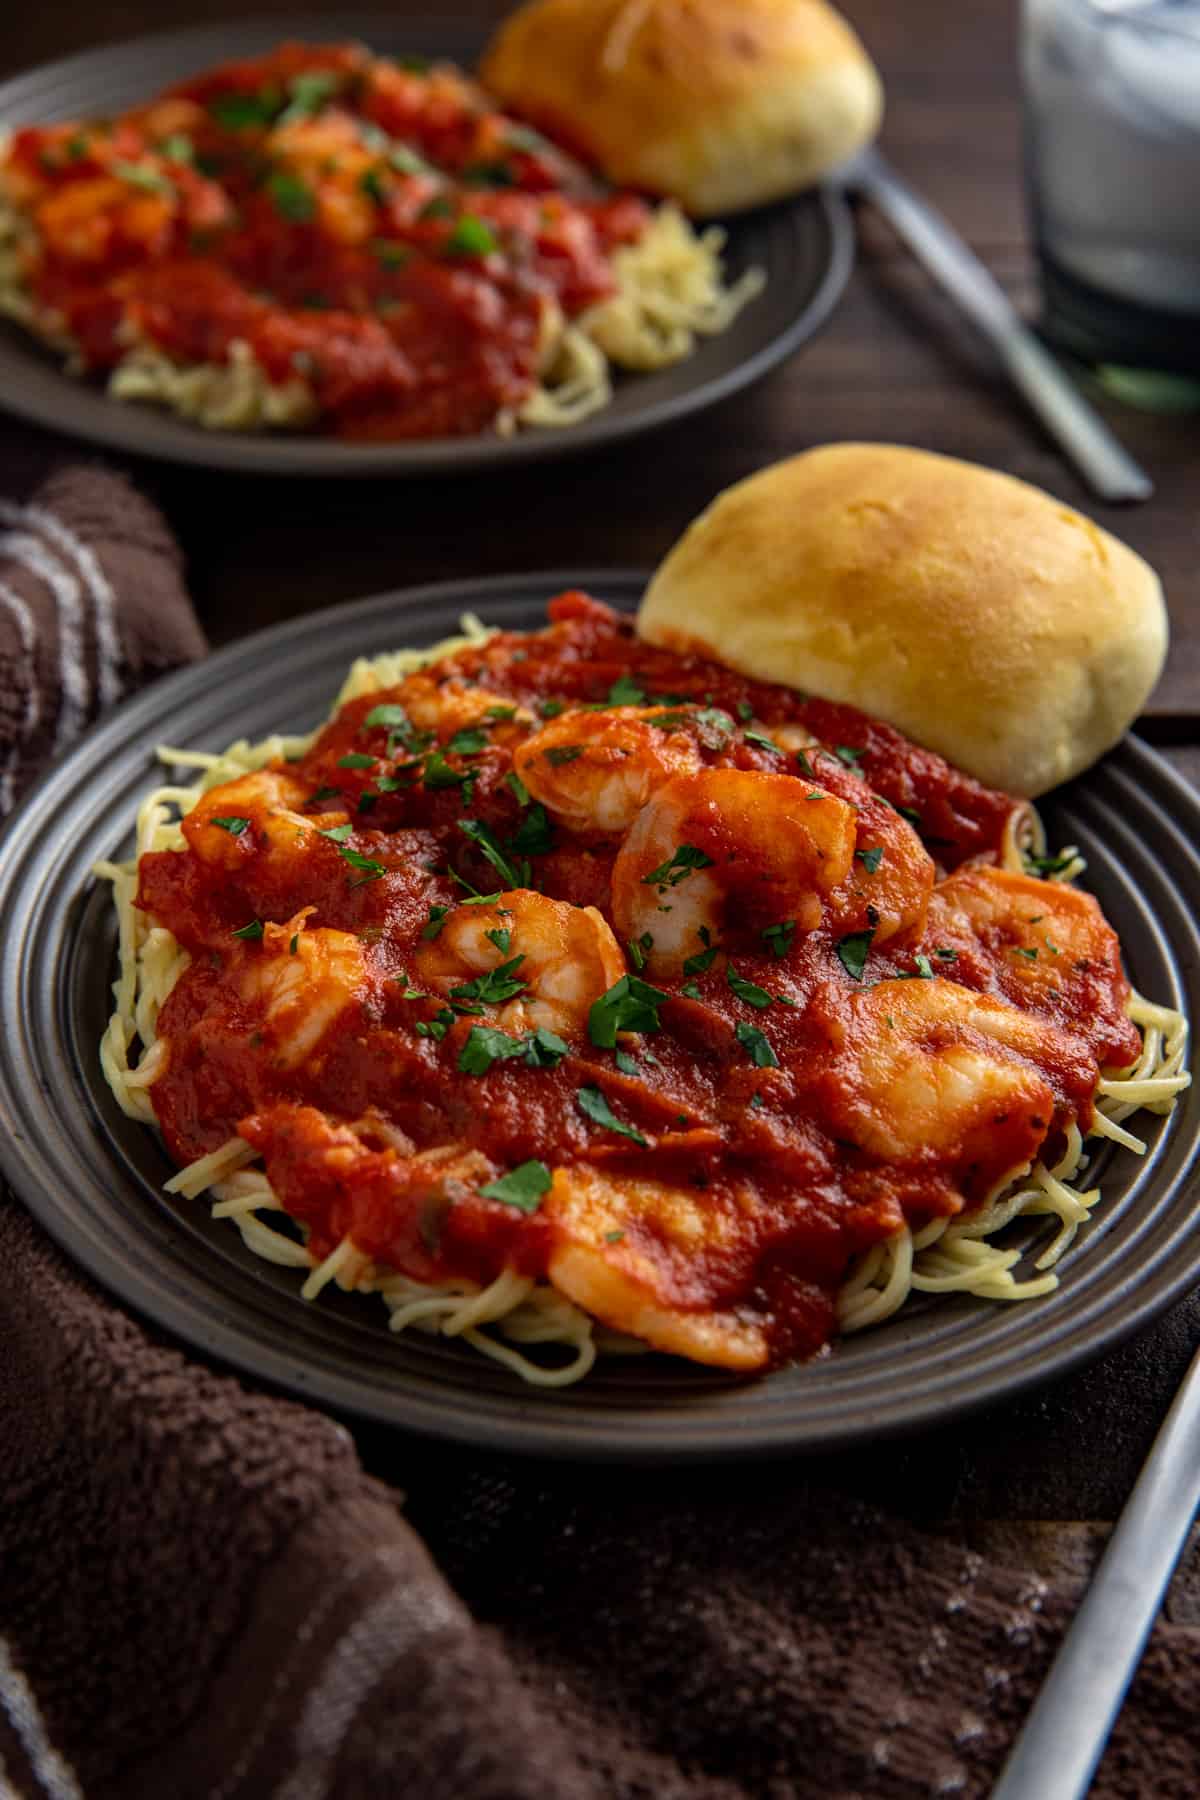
xmin=0 ymin=462 xmax=1197 ymax=1800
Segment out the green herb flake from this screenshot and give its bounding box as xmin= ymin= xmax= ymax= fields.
xmin=510 ymin=804 xmax=554 ymax=858
xmin=445 ymin=214 xmax=499 ymax=257
xmin=761 ymin=919 xmax=796 ymax=959
xmin=232 ymin=919 xmax=264 ymax=941
xmin=457 ymin=1025 xmax=529 ymax=1074
xmin=736 ymin=701 xmax=754 ymax=722
xmin=211 ymin=815 xmax=251 ymax=836
xmin=339 ymin=847 xmax=387 ymax=884
xmin=913 ymin=953 xmax=935 ymax=979
xmin=289 ymin=933 xmax=300 ymax=955
xmin=363 ymin=702 xmax=411 ymax=734
xmin=337 ymin=752 xmax=376 ymax=771
xmin=835 ymin=745 xmax=865 ymax=766
xmin=319 ymin=823 xmax=353 ymax=843
xmin=680 ymin=981 xmax=702 ymax=1000
xmin=266 ymin=171 xmax=316 ymax=223
xmin=576 ymin=1085 xmax=648 ymax=1147
xmin=358 ymin=166 xmax=387 ymax=205
xmin=111 ymin=159 xmax=176 ymax=197
xmin=855 ymin=846 xmax=884 ymax=874
xmin=726 ymin=965 xmax=773 ymax=1010
xmin=545 ymin=744 xmax=584 ymax=766
xmin=735 ymin=1020 xmax=778 ymax=1068
xmin=1013 ymin=946 xmax=1039 ymax=960
xmin=604 ymin=1229 xmax=626 ymax=1244
xmin=744 ymin=730 xmax=783 ymax=756
xmin=607 ymin=674 xmax=645 ymax=707
xmin=505 ymin=770 xmax=531 ymax=806
xmin=450 ymin=954 xmax=528 ymax=1006
xmin=642 ymin=843 xmax=715 ymax=890
xmin=836 ymin=927 xmax=875 ymax=982
xmin=160 ymin=133 xmax=194 ymax=164
xmin=588 ymin=974 xmax=669 ymax=1048
xmin=479 ymin=1159 xmax=552 ymax=1212
xmin=447 ymin=727 xmax=488 ymax=756
xmin=896 ymin=804 xmax=923 ymax=827
xmin=421 ymin=904 xmax=450 ymax=940
xmin=1045 ymin=938 xmax=1061 ymax=955
xmin=415 ymin=1007 xmax=455 ymax=1042
xmin=277 ymin=69 xmax=340 ymax=125
xmin=422 ymin=749 xmax=471 ymax=791
xmin=485 ymin=926 xmax=512 ymax=955
xmin=1025 ymin=849 xmax=1079 ymax=878
xmin=749 ymin=1091 xmax=764 ymax=1109
xmin=614 ymin=1049 xmax=638 ymax=1076
xmin=933 ymin=946 xmax=958 ymax=962
xmin=458 ymin=817 xmax=527 ymax=889
xmin=538 ymin=698 xmax=565 ymax=719
xmin=208 ymin=89 xmax=282 ymax=130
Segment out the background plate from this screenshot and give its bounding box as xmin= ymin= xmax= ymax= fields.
xmin=1 ymin=572 xmax=1198 ymax=1461
xmin=0 ymin=17 xmax=853 ymax=476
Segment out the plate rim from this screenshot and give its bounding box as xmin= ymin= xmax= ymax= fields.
xmin=0 ymin=16 xmax=855 ymax=477
xmin=1 ymin=568 xmax=1198 ymax=1462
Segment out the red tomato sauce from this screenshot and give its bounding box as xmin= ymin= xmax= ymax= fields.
xmin=137 ymin=597 xmax=1140 ymax=1367
xmin=5 ymin=43 xmax=650 ymax=438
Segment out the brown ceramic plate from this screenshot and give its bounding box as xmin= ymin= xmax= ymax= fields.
xmin=0 ymin=17 xmax=853 ymax=476
xmin=0 ymin=573 xmax=1198 ymax=1461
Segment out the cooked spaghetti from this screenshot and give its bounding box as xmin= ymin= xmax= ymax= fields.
xmin=97 ymin=596 xmax=1189 ymax=1383
xmin=0 ymin=41 xmax=762 ymax=440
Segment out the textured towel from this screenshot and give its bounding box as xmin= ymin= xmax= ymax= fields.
xmin=0 ymin=461 xmax=1197 ymax=1800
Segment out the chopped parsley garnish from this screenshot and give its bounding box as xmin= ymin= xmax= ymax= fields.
xmin=232 ymin=919 xmax=264 ymax=941
xmin=836 ymin=927 xmax=875 ymax=981
xmin=1045 ymin=938 xmax=1062 ymax=955
xmin=458 ymin=1025 xmax=567 ymax=1074
xmin=680 ymin=981 xmax=702 ymax=1000
xmin=913 ymin=953 xmax=935 ymax=979
xmin=744 ymin=730 xmax=783 ymax=756
xmin=267 ymin=171 xmax=316 ymax=223
xmin=419 ymin=195 xmax=454 ymax=220
xmin=642 ymin=844 xmax=715 ymax=889
xmin=510 ymin=804 xmax=554 ymax=858
xmin=627 ymin=933 xmax=652 ymax=971
xmin=538 ymin=698 xmax=565 ymax=719
xmin=691 ymin=707 xmax=735 ymax=750
xmin=160 ymin=134 xmax=194 ymax=164
xmin=448 ymin=727 xmax=488 ymax=756
xmin=736 ymin=701 xmax=754 ymax=722
xmin=445 ymin=214 xmax=499 ymax=257
xmin=319 ymin=823 xmax=353 ymax=843
xmin=112 ymin=160 xmax=175 ymax=197
xmin=208 ymin=88 xmax=282 ymax=129
xmin=463 ymin=159 xmax=516 ymax=188
xmin=289 ymin=934 xmax=300 ymax=955
xmin=398 ymin=53 xmax=431 ymax=72
xmin=211 ymin=815 xmax=250 ymax=836
xmin=506 ymin=771 xmax=531 ymax=806
xmin=855 ymin=846 xmax=884 ymax=874
xmin=389 ymin=144 xmax=432 ymax=175
xmin=588 ymin=974 xmax=669 ymax=1048
xmin=607 ymin=674 xmax=645 ymax=707
xmin=1013 ymin=946 xmax=1039 ymax=960
xmin=934 ymin=946 xmax=958 ymax=962
xmin=309 ymin=786 xmax=341 ymax=803
xmin=479 ymin=1160 xmax=552 ymax=1212
xmin=735 ymin=1020 xmax=778 ymax=1068
xmin=339 ymin=847 xmax=387 ymax=885
xmin=1025 ymin=849 xmax=1079 ymax=878
xmin=682 ymin=926 xmax=720 ymax=976
xmin=726 ymin=965 xmax=773 ymax=1010
xmin=749 ymin=1092 xmax=764 ymax=1109
xmin=761 ymin=920 xmax=796 ymax=959
xmin=373 ymin=240 xmax=409 ymax=270
xmin=485 ymin=926 xmax=511 ymax=955
xmin=835 ymin=745 xmax=865 ymax=766
xmin=604 ymin=1229 xmax=626 ymax=1244
xmin=423 ymin=749 xmax=471 ymax=790
xmin=450 ymin=955 xmax=528 ymax=1006
xmin=615 ymin=1049 xmax=639 ymax=1075
xmin=545 ymin=744 xmax=583 ymax=765
xmin=277 ymin=69 xmax=340 ymax=124
xmin=645 ymin=711 xmax=689 ymax=731
xmin=576 ymin=1085 xmax=648 ymax=1147
xmin=794 ymin=750 xmax=816 ymax=778
xmin=415 ymin=1008 xmax=455 ymax=1041
xmin=458 ymin=817 xmax=528 ymax=889
xmin=894 ymin=804 xmax=923 ymax=827
xmin=421 ymin=903 xmax=450 ymax=940
xmin=486 ymin=704 xmax=517 ymax=722
xmin=337 ymin=752 xmax=376 ymax=770
xmin=358 ymin=166 xmax=387 ymax=205
xmin=363 ymin=702 xmax=411 ymax=734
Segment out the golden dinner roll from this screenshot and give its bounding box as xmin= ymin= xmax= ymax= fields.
xmin=638 ymin=444 xmax=1168 ymax=797
xmin=479 ymin=0 xmax=883 ymax=217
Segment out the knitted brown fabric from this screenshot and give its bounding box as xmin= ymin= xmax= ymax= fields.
xmin=0 ymin=462 xmax=1196 ymax=1800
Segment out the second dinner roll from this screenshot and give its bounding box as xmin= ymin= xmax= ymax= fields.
xmin=639 ymin=445 xmax=1168 ymax=797
xmin=480 ymin=0 xmax=883 ymax=217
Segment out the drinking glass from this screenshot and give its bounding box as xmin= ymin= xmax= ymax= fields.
xmin=1022 ymin=0 xmax=1200 ymax=390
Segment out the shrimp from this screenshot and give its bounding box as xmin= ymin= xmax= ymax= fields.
xmin=35 ymin=176 xmax=175 ymax=265
xmin=926 ymin=865 xmax=1141 ymax=1068
xmin=414 ymin=889 xmax=625 ymax=1038
xmin=826 ymin=792 xmax=935 ymax=945
xmin=391 ymin=672 xmax=534 ymax=742
xmin=183 ymin=769 xmax=333 ymax=878
xmin=611 ymin=769 xmax=856 ymax=974
xmin=512 ymin=706 xmax=708 ymax=833
xmin=235 ymin=915 xmax=367 ymax=1069
xmin=545 ymin=1164 xmax=770 ymax=1370
xmin=810 ymin=976 xmax=1092 ymax=1196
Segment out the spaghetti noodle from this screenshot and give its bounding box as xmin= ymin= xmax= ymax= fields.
xmin=97 ymin=599 xmax=1190 ymax=1383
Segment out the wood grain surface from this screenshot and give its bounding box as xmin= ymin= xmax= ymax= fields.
xmin=2 ymin=0 xmax=1198 ymax=1581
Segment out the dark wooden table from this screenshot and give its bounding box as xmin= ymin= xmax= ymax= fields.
xmin=3 ymin=0 xmax=1199 ymax=1662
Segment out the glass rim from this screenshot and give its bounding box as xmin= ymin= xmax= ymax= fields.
xmin=1075 ymin=0 xmax=1200 ymax=41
